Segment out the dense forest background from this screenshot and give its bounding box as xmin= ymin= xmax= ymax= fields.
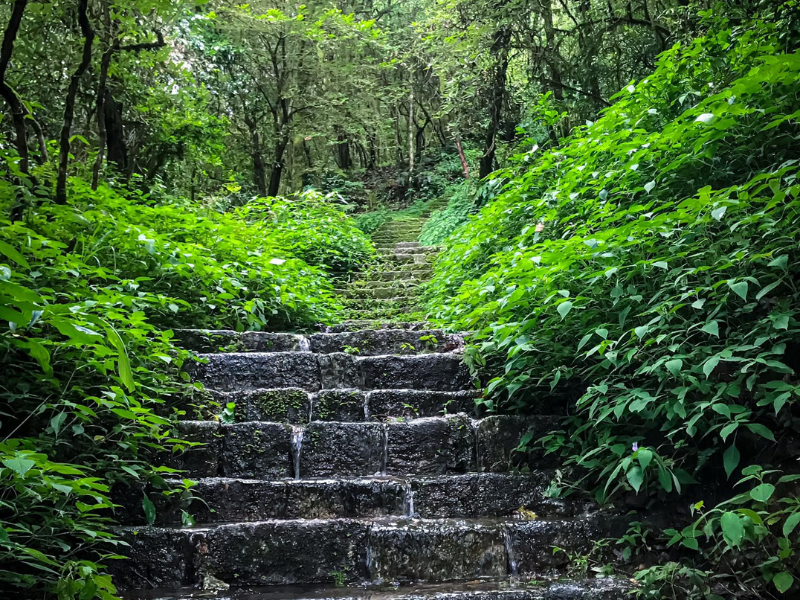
xmin=1 ymin=0 xmax=799 ymax=598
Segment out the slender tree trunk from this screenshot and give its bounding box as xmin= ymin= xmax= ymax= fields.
xmin=0 ymin=0 xmax=30 ymax=176
xmin=243 ymin=112 xmax=267 ymax=196
xmin=104 ymin=90 xmax=127 ymax=172
xmin=407 ymin=87 xmax=414 ymax=174
xmin=454 ymin=133 xmax=469 ymax=179
xmin=479 ymin=26 xmax=511 ymax=179
xmin=56 ymin=0 xmax=95 ymax=204
xmin=267 ymin=135 xmax=289 ymax=197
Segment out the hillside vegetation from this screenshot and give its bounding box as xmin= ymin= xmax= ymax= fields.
xmin=427 ymin=5 xmax=800 ymax=597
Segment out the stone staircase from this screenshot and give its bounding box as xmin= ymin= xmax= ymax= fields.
xmin=335 ymin=218 xmax=433 ymax=323
xmin=111 ymin=217 xmax=635 ymax=600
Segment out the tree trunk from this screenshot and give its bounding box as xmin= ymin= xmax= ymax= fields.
xmin=335 ymin=126 xmax=351 ymax=169
xmin=56 ymin=0 xmax=94 ymax=204
xmin=243 ymin=112 xmax=267 ymax=196
xmin=455 ymin=133 xmax=469 ymax=179
xmin=407 ymin=87 xmax=414 ymax=174
xmin=104 ymin=90 xmax=127 ymax=172
xmin=267 ymin=135 xmax=289 ymax=197
xmin=0 ymin=0 xmax=30 ymax=176
xmin=479 ymin=26 xmax=511 ymax=179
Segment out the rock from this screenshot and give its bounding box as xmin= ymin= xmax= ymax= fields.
xmin=244 ymin=388 xmax=312 ymax=423
xmin=299 ymin=422 xmax=384 ymax=477
xmin=189 ymin=352 xmax=321 ymax=391
xmin=312 ymin=389 xmax=366 ymax=421
xmin=358 ymin=355 xmax=470 ymax=391
xmin=368 ymin=518 xmax=507 ymax=582
xmin=111 ymin=527 xmax=193 ymax=589
xmin=284 ymin=478 xmax=405 ymax=518
xmin=160 ymin=421 xmax=221 ymax=477
xmin=368 ymin=389 xmax=477 ymax=420
xmin=222 ymin=422 xmax=292 ymax=478
xmin=195 ymin=520 xmax=370 ymax=585
xmin=476 ymin=416 xmax=560 ymax=472
xmin=386 ymin=416 xmax=474 ymax=475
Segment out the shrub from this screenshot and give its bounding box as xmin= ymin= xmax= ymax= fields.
xmin=427 ymin=5 xmax=800 ymax=595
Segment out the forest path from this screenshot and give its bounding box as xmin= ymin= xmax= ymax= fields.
xmin=111 ymin=209 xmax=634 ymax=600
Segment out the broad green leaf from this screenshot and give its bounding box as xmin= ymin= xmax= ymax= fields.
xmin=701 ymin=321 xmax=719 ymax=337
xmin=2 ymin=457 xmax=35 ymax=478
xmin=723 ymin=444 xmax=739 ymax=479
xmin=637 ymin=448 xmax=653 ymax=470
xmin=557 ymin=301 xmax=573 ymax=320
xmin=105 ymin=325 xmax=134 ymax=392
xmin=703 ymin=355 xmax=720 ymax=379
xmin=644 ymin=181 xmax=655 ymax=193
xmin=665 ymin=359 xmax=682 ymax=377
xmin=782 ymin=512 xmax=800 ymax=537
xmin=142 ymin=495 xmax=156 ymax=526
xmin=0 ymin=240 xmax=29 ymax=268
xmin=773 ymin=572 xmax=793 ymax=594
xmin=746 ymin=423 xmax=775 ymax=441
xmin=727 ymin=280 xmax=748 ymax=301
xmin=719 ymin=511 xmax=744 ymax=547
xmin=626 ymin=465 xmax=644 ymax=493
xmin=749 ymin=483 xmax=775 ymax=503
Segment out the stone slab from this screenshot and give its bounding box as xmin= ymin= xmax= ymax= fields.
xmin=386 ymin=416 xmax=474 ymax=475
xmin=222 ymin=422 xmax=292 ymax=478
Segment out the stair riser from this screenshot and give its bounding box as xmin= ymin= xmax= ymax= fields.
xmin=362 ymin=270 xmax=431 ymax=282
xmin=337 ymin=287 xmax=420 ymax=299
xmin=163 ymin=416 xmax=560 ymax=478
xmin=189 ymin=353 xmax=470 ymax=392
xmin=118 ymin=473 xmax=580 ymax=526
xmin=112 ymin=515 xmax=629 ymax=589
xmin=176 ymin=329 xmax=458 ymax=355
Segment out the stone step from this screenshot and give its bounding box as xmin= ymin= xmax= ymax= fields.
xmin=378 ymin=246 xmax=438 ymax=256
xmin=162 ymin=415 xmax=559 ymax=478
xmin=175 ymin=329 xmax=458 ymax=355
xmin=119 ymin=472 xmax=590 ymax=526
xmin=189 ymin=352 xmax=470 ymax=392
xmin=335 ymin=285 xmax=421 ymax=299
xmin=119 ymin=578 xmax=632 ymax=600
xmin=323 ymin=321 xmax=432 ymax=333
xmin=112 ymin=514 xmax=631 ymax=589
xmin=342 ymin=304 xmax=422 ymax=318
xmin=361 ymin=269 xmax=432 ymax=282
xmin=180 ymin=388 xmax=478 ymax=423
xmin=379 ymin=253 xmax=432 ymax=265
xmin=341 ymin=296 xmax=418 ymax=308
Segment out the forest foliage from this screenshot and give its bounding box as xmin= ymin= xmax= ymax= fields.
xmin=1 ymin=0 xmax=796 ymax=598
xmin=427 ymin=4 xmax=800 ymax=597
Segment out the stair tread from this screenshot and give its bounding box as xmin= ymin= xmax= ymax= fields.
xmin=122 ymin=577 xmax=631 ymax=600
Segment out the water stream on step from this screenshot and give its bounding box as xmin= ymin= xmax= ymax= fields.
xmin=403 ymin=480 xmax=415 ymax=517
xmin=380 ymin=423 xmax=389 ymax=475
xmin=503 ymin=526 xmax=519 ymax=577
xmin=296 ymin=335 xmax=311 ymax=352
xmin=363 ymin=395 xmax=371 ymax=420
xmin=291 ymin=425 xmax=304 ymax=480
xmin=471 ymin=418 xmax=482 ymax=471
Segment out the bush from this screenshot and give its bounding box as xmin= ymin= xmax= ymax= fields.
xmin=427 ymin=5 xmax=800 ymax=595
xmin=0 ymin=177 xmax=364 ymax=597
xmin=240 ymin=190 xmax=375 ymax=275
xmin=419 ymin=182 xmax=476 ymax=246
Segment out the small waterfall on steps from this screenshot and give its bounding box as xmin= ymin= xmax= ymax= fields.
xmin=504 ymin=526 xmax=519 ymax=577
xmin=403 ymin=480 xmax=415 ymax=517
xmin=295 ymin=335 xmax=311 ymax=352
xmin=380 ymin=423 xmax=389 ymax=476
xmin=291 ymin=425 xmax=304 ymax=480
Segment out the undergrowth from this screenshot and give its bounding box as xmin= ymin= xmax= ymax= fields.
xmin=427 ymin=4 xmax=800 ymax=597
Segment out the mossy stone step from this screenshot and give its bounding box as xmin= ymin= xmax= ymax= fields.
xmin=359 ymin=269 xmax=432 ymax=282
xmin=119 ymin=471 xmax=583 ymax=526
xmin=335 ymin=285 xmax=421 ymax=299
xmin=113 ymin=514 xmax=633 ymax=589
xmin=164 ymin=415 xmax=561 ymax=478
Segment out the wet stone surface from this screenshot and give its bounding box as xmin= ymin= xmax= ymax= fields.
xmin=196 ymin=520 xmax=370 ymax=585
xmin=367 ymin=390 xmax=477 ymax=420
xmin=312 ymin=389 xmax=367 ymax=421
xmin=190 ymin=353 xmax=322 ymax=392
xmin=244 ymin=388 xmax=312 ymax=423
xmin=161 ymin=421 xmax=221 ymax=477
xmin=507 ymin=514 xmax=629 ymax=576
xmin=111 ymin=527 xmax=193 ymax=589
xmin=411 ymin=473 xmax=551 ymax=518
xmin=308 ymin=330 xmax=463 ymax=355
xmin=283 ymin=479 xmax=405 ymax=519
xmin=222 ymin=422 xmax=292 ymax=478
xmin=358 ymin=355 xmax=470 ymax=391
xmin=386 ymin=416 xmax=474 ymax=475
xmin=476 ymin=416 xmax=560 ymax=472
xmin=299 ymin=422 xmax=384 ymax=477
xmin=368 ymin=519 xmax=507 ymax=582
